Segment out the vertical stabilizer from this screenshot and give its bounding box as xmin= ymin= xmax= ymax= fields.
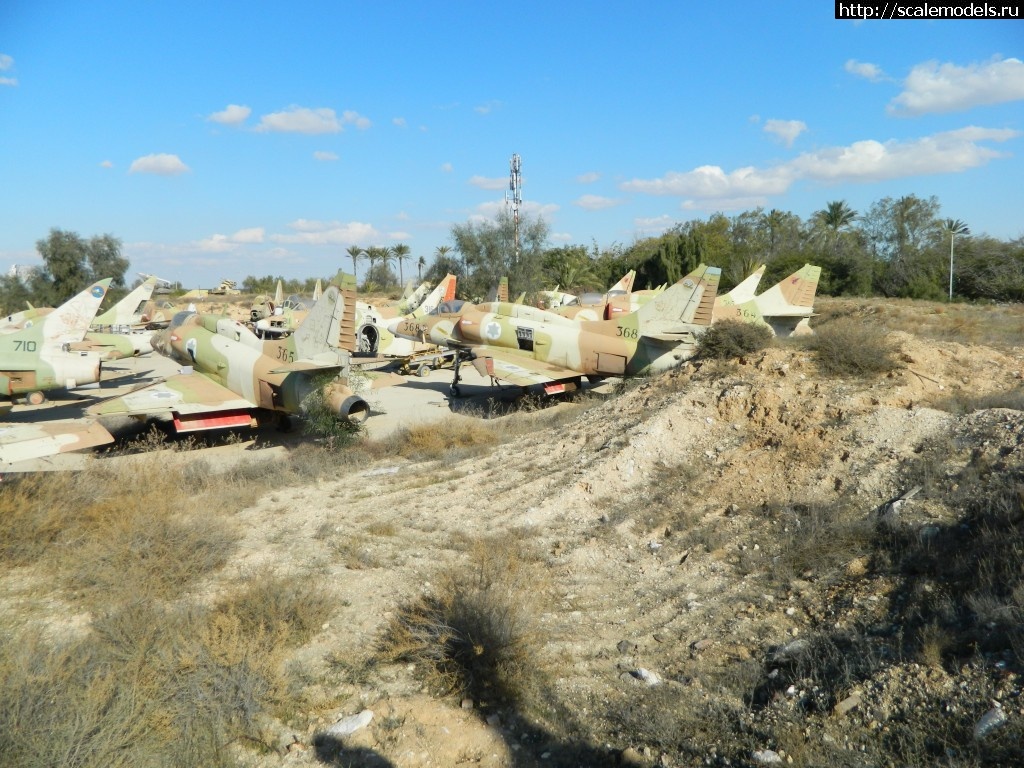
xmin=716 ymin=265 xmax=765 ymax=307
xmin=755 ymin=264 xmax=821 ymax=315
xmin=38 ymin=279 xmax=112 ymax=348
xmin=634 ymin=265 xmax=721 ymax=331
xmin=93 ymin=277 xmax=157 ymax=327
xmin=336 ymin=273 xmax=358 ymax=353
xmin=411 ymin=274 xmax=458 ymax=318
xmin=608 ymin=270 xmax=636 ymax=295
xmin=294 ymin=285 xmax=344 ymax=360
xmin=274 ymin=280 xmax=284 ymax=306
xmin=312 ymin=279 xmax=323 ymax=302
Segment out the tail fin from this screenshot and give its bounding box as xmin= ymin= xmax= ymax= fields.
xmin=634 ymin=265 xmax=721 ymax=334
xmin=336 ymin=273 xmax=358 ymax=353
xmin=487 ymin=277 xmax=510 ymax=303
xmin=411 ymin=274 xmax=457 ymax=318
xmin=37 ymin=279 xmax=112 ymax=348
xmin=312 ymin=279 xmax=323 ymax=302
xmin=608 ymin=270 xmax=635 ymax=295
xmin=755 ymin=264 xmax=821 ymax=315
xmin=93 ymin=276 xmax=157 ymax=327
xmin=716 ymin=265 xmax=765 ymax=307
xmin=274 ymin=279 xmax=284 ymax=306
xmin=294 ymin=284 xmax=344 ymax=360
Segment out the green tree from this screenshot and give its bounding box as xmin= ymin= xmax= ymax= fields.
xmin=450 ymin=211 xmax=548 ymax=300
xmin=861 ymin=195 xmax=943 ymax=297
xmin=391 ymin=243 xmax=411 ymax=286
xmin=541 ymin=246 xmax=601 ymax=293
xmin=26 ymin=229 xmax=130 ymax=307
xmin=345 ymin=245 xmax=365 ymax=285
xmin=416 ymin=254 xmax=426 ymax=280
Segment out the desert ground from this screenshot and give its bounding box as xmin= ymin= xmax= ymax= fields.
xmin=2 ymin=297 xmax=1024 ymax=768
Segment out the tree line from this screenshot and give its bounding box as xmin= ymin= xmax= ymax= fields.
xmin=4 ymin=195 xmax=1021 ymax=315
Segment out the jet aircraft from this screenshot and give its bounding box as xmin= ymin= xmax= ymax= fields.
xmin=87 ymin=283 xmax=375 ymax=433
xmin=389 ymin=264 xmax=720 ymax=397
xmin=712 ymin=263 xmax=820 ymax=336
xmin=0 ymin=279 xmax=111 ymax=405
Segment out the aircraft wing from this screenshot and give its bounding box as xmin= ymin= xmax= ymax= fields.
xmin=87 ymin=372 xmax=255 ymax=419
xmin=469 ymin=348 xmax=580 ymax=388
xmin=0 ymin=418 xmax=113 ymax=466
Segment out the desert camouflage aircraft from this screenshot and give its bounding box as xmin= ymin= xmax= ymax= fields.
xmin=87 ymin=283 xmax=375 ymax=433
xmin=713 ymin=263 xmax=820 ymax=337
xmin=356 ymin=274 xmax=457 ymax=357
xmin=92 ymin=276 xmax=159 ymax=328
xmin=0 ymin=278 xmax=111 ymax=405
xmin=1 ymin=278 xmax=158 ymax=359
xmin=539 ymin=270 xmax=637 ymax=317
xmin=389 ymin=264 xmax=720 ymax=396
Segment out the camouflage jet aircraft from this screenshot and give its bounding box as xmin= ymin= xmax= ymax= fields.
xmin=389 ymin=264 xmax=720 ymax=396
xmin=1 ymin=278 xmax=158 ymax=359
xmin=356 ymin=274 xmax=457 ymax=357
xmin=0 ymin=278 xmax=111 ymax=405
xmin=87 ymin=283 xmax=375 ymax=433
xmin=0 ymin=417 xmax=114 ymax=468
xmin=713 ymin=263 xmax=820 ymax=337
xmin=538 ymin=270 xmax=636 ymax=313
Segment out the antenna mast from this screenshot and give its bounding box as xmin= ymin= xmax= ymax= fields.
xmin=506 ymin=153 xmax=522 ymax=266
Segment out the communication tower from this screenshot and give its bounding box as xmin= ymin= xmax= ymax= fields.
xmin=506 ymin=153 xmax=522 ymax=264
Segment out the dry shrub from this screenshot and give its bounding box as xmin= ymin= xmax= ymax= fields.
xmin=378 ymin=538 xmax=545 ymax=710
xmin=0 ymin=601 xmax=288 ymax=768
xmin=696 ymin=319 xmax=774 ymax=360
xmin=213 ymin=570 xmax=335 ymax=648
xmin=373 ymin=417 xmax=499 ymax=461
xmin=806 ymin=317 xmax=902 ymax=377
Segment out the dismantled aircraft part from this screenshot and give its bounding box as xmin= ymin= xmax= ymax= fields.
xmin=358 ymin=324 xmax=379 ymax=355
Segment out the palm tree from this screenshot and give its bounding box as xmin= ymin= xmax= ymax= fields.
xmin=345 ymin=245 xmax=364 ymax=284
xmin=417 ymin=255 xmax=426 ymax=280
xmin=815 ymin=200 xmax=857 ymax=236
xmin=943 ymin=218 xmax=970 ymax=300
xmin=391 ymin=243 xmax=411 ymax=285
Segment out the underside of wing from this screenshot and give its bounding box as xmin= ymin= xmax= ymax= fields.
xmin=87 ymin=373 xmax=255 ymax=418
xmin=470 ymin=349 xmax=580 ymax=388
xmin=0 ymin=418 xmax=113 ymax=465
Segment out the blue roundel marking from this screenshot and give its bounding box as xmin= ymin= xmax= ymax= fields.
xmin=91 ymin=285 xmax=105 ymax=298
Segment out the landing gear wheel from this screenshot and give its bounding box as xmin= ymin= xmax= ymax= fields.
xmin=449 ymin=384 xmax=462 ymax=398
xmin=416 ymin=363 xmax=432 ymax=378
xmin=26 ymin=391 xmax=45 ymax=406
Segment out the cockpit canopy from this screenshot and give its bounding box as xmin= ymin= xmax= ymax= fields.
xmin=432 ymin=299 xmax=468 ymax=315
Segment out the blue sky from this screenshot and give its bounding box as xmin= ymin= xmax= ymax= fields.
xmin=1 ymin=2 xmax=1022 ymax=288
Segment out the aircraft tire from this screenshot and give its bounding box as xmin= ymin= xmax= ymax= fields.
xmin=449 ymin=384 xmax=462 ymax=398
xmin=416 ymin=363 xmax=431 ymax=377
xmin=26 ymin=391 xmax=45 ymax=406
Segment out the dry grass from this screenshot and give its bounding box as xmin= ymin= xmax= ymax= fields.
xmin=803 ymin=316 xmax=903 ymax=377
xmin=696 ymin=318 xmax=774 ymax=360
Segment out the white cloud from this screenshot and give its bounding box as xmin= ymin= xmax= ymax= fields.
xmin=575 ymin=194 xmax=621 ymax=210
xmin=763 ymin=119 xmax=807 ymax=148
xmin=128 ymin=153 xmax=190 ymax=176
xmin=621 ymin=126 xmax=1019 ymax=204
xmin=845 ymin=59 xmax=885 ymax=81
xmin=99 ymin=160 xmax=113 ymax=168
xmin=341 ymin=110 xmax=372 ymax=130
xmin=440 ymin=162 xmax=453 ymax=173
xmin=313 ymin=150 xmax=339 ymax=161
xmin=551 ymin=232 xmax=573 ymax=243
xmin=393 ymin=117 xmax=407 ymax=127
xmin=197 ymin=227 xmax=264 ymax=252
xmin=231 ymin=227 xmax=264 ymax=244
xmin=256 ymin=106 xmax=343 ymax=134
xmin=270 ymin=219 xmax=380 ymax=245
xmin=207 ymin=104 xmax=251 ymax=125
xmin=681 ymin=196 xmax=769 ymax=211
xmin=889 ymin=56 xmax=1024 ymax=115
xmin=0 ymin=56 xmax=17 ymax=87
xmin=633 ymin=215 xmax=675 ymax=236
xmin=474 ymin=100 xmax=502 ymax=115
xmin=577 ymin=171 xmax=600 ymax=184
xmin=387 ymin=230 xmax=412 ymax=240
xmin=789 ymin=127 xmax=1018 ymax=181
xmin=468 ymin=175 xmax=508 ymax=191
xmin=622 ymin=164 xmax=793 ymax=198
